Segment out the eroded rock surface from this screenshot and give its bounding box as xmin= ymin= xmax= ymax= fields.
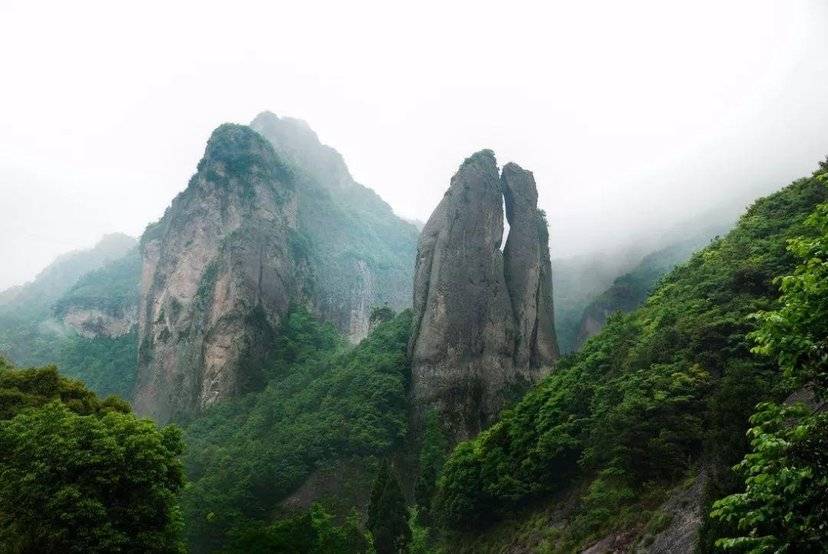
xmin=409 ymin=151 xmax=558 ymax=440
xmin=502 ymin=162 xmax=559 ymax=367
xmin=134 ymin=124 xmax=306 ymax=422
xmin=134 ymin=115 xmax=418 ymax=422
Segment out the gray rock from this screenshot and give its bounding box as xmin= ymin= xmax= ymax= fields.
xmin=134 ymin=124 xmax=307 ymax=422
xmin=502 ymin=163 xmax=559 ymax=367
xmin=134 ymin=116 xmax=419 ymax=422
xmin=409 ymin=151 xmax=558 ymax=441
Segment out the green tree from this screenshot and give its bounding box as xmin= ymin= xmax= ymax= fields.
xmin=367 ymin=461 xmax=411 ymax=554
xmin=0 ymin=363 xmax=185 ymax=553
xmin=711 ymin=189 xmax=828 ymax=553
xmin=414 ymin=411 xmax=449 ymax=522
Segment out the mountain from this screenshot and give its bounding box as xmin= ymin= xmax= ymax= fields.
xmin=0 ymin=233 xmax=137 ymax=367
xmin=431 ymin=165 xmax=828 ymax=552
xmin=573 ymin=225 xmax=728 ymax=349
xmin=134 ymin=114 xmax=418 ymax=422
xmin=409 ymin=151 xmax=558 ymax=442
xmin=0 ymin=233 xmax=136 ymax=321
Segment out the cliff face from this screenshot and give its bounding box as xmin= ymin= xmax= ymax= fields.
xmin=134 ymin=124 xmax=307 ymax=422
xmin=502 ymin=163 xmax=559 ymax=367
xmin=134 ymin=115 xmax=419 ymax=422
xmin=409 ymin=151 xmax=558 ymax=441
xmin=251 ymin=112 xmax=418 ymax=343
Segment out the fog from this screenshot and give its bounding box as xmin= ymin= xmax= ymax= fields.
xmin=1 ymin=0 xmax=827 ymax=290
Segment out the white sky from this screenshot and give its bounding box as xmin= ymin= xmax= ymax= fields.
xmin=1 ymin=0 xmax=827 ymax=290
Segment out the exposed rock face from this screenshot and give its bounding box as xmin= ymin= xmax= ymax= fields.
xmin=62 ymin=307 xmax=137 ymax=338
xmin=134 ymin=124 xmax=307 ymax=422
xmin=134 ymin=115 xmax=418 ymax=422
xmin=251 ymin=111 xmax=417 ymax=343
xmin=502 ymin=163 xmax=559 ymax=367
xmin=409 ymin=151 xmax=558 ymax=440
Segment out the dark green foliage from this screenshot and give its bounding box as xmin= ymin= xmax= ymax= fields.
xmin=0 ymin=362 xmax=184 ymax=553
xmin=573 ymin=231 xmax=722 ymax=349
xmin=182 ymin=308 xmax=412 ymax=551
xmin=711 ymin=187 xmax=828 ymax=553
xmin=58 ymin=330 xmax=138 ymax=399
xmin=198 ymin=123 xmax=292 ymax=188
xmin=0 ymin=363 xmax=129 ymax=418
xmin=711 ymin=404 xmax=828 ymax=553
xmin=367 ymin=461 xmax=411 ymax=554
xmin=415 ymin=411 xmax=449 ymax=522
xmin=370 ymin=305 xmax=396 ymax=326
xmin=434 ymin=169 xmax=828 ymax=546
xmin=53 ymin=247 xmax=141 ymax=316
xmin=224 ymin=506 xmax=372 ymax=554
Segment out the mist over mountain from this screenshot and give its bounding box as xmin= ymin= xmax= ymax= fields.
xmin=2 ymin=3 xmax=828 ymax=552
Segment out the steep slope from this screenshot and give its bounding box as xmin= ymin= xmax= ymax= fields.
xmin=134 ymin=124 xmax=307 ymax=422
xmin=574 ymin=227 xmax=727 ymax=349
xmin=54 ymin=246 xmax=142 ymax=339
xmin=433 ymin=165 xmax=828 ymax=552
xmin=409 ymin=151 xmax=558 ymax=441
xmin=181 ymin=308 xmax=412 ymax=551
xmin=502 ymin=163 xmax=559 ymax=367
xmin=0 ymin=233 xmax=137 ymax=369
xmin=0 ymin=233 xmax=136 ymax=323
xmin=135 ymin=114 xmax=418 ymax=422
xmin=250 ymin=112 xmax=418 ymax=342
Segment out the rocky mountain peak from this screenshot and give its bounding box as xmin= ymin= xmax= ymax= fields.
xmin=409 ymin=151 xmax=558 ymax=441
xmin=250 ymin=111 xmax=352 ymax=190
xmin=133 ymin=114 xmax=418 ymax=421
xmin=198 ymin=123 xmax=283 ymax=176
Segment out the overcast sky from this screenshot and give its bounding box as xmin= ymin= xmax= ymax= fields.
xmin=1 ymin=0 xmax=827 ymax=290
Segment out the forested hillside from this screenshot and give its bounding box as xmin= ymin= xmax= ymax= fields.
xmin=0 ymin=235 xmax=139 ymax=399
xmin=182 ymin=307 xmax=413 ymax=551
xmin=430 ymin=166 xmax=828 ymax=552
xmin=573 ymin=227 xmax=727 ymax=349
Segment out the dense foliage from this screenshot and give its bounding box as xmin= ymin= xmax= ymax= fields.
xmin=711 ymin=191 xmax=828 ymax=552
xmin=433 ymin=169 xmax=828 ymax=549
xmin=224 ymin=505 xmax=373 ymax=553
xmin=367 ymin=461 xmax=411 ymax=554
xmin=182 ymin=307 xmax=413 ymax=551
xmin=0 ymin=362 xmax=184 ymax=553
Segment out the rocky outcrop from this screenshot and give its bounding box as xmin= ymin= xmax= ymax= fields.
xmin=409 ymin=151 xmax=558 ymax=440
xmin=134 ymin=115 xmax=419 ymax=422
xmin=62 ymin=307 xmax=137 ymax=338
xmin=134 ymin=124 xmax=307 ymax=422
xmin=502 ymin=163 xmax=559 ymax=367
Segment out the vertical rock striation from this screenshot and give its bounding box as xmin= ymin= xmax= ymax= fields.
xmin=502 ymin=162 xmax=559 ymax=367
xmin=134 ymin=124 xmax=306 ymax=422
xmin=409 ymin=152 xmax=558 ymax=441
xmin=134 ymin=114 xmax=419 ymax=422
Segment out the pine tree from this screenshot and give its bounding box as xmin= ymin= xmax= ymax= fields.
xmin=367 ymin=460 xmax=411 ymax=554
xmin=414 ymin=411 xmax=448 ymax=523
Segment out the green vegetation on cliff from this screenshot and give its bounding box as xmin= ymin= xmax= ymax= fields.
xmin=711 ymin=195 xmax=828 ymax=552
xmin=432 ymin=167 xmax=828 ymax=551
xmin=0 ymin=243 xmax=140 ymax=401
xmin=182 ymin=307 xmax=413 ymax=551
